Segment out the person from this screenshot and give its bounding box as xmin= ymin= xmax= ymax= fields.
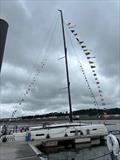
xmin=1 ymin=125 xmax=7 ymax=143
xmin=1 ymin=124 xmax=7 ymax=135
xmin=25 ymin=128 xmax=31 ymax=141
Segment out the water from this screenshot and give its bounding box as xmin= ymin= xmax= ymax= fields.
xmin=48 ymin=146 xmax=110 ymax=160
xmin=46 ymin=122 xmax=120 ymax=160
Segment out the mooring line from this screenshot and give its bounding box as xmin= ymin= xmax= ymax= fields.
xmin=16 ymin=155 xmax=37 ymax=160
xmin=88 ymin=152 xmax=112 ymax=160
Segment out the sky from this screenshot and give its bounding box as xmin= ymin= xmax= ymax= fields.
xmin=0 ymin=0 xmax=120 ymax=118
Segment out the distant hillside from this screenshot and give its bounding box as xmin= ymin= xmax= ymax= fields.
xmin=17 ymin=108 xmax=120 ymax=120
xmin=0 ymin=108 xmax=120 ymax=121
xmin=73 ymin=108 xmax=120 ymax=116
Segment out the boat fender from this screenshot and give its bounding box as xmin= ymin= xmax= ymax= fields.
xmin=2 ymin=136 xmax=7 ymax=143
xmin=107 ymin=133 xmax=120 ymax=156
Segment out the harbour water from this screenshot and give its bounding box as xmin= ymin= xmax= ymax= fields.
xmin=27 ymin=120 xmax=120 ymax=160
xmin=48 ymin=145 xmax=110 ymax=160
xmin=47 ymin=122 xmax=120 ymax=160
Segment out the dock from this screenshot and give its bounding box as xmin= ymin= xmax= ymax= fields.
xmin=0 ymin=142 xmax=45 ymax=160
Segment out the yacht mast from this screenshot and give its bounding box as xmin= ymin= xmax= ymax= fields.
xmin=58 ymin=10 xmax=73 ymax=122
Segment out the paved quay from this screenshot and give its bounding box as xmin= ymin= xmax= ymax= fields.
xmin=0 ymin=142 xmax=40 ymax=160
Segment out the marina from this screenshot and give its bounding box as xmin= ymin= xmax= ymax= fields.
xmin=0 ymin=1 xmax=119 ymax=160
xmin=0 ymin=120 xmax=120 ymax=160
xmin=0 ymin=10 xmax=108 ymax=144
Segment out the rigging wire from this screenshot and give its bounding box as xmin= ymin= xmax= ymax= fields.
xmin=65 ymin=24 xmax=99 ymax=108
xmin=87 ymin=152 xmax=112 ymax=160
xmin=7 ymin=14 xmax=60 ymax=122
xmin=66 ymin=23 xmax=106 ymax=107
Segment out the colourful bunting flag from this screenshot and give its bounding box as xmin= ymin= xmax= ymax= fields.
xmin=89 ymin=61 xmax=94 ymax=64
xmin=68 ymin=21 xmax=106 ymax=107
xmin=79 ymin=41 xmax=84 ymax=44
xmin=83 ymin=49 xmax=88 ymax=52
xmin=85 ymin=52 xmax=90 ymax=56
xmin=96 ymin=82 xmax=100 ymax=84
xmin=81 ymin=45 xmax=86 ymax=48
xmin=87 ymin=56 xmax=95 ymax=59
xmin=91 ymin=66 xmax=96 ymax=69
xmin=67 ymin=22 xmax=71 ymax=26
xmin=76 ymin=38 xmax=80 ymax=42
xmin=71 ymin=30 xmax=75 ymax=33
xmin=74 ymin=33 xmax=77 ymax=36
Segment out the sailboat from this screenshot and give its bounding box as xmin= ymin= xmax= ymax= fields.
xmin=0 ymin=10 xmax=108 ymax=143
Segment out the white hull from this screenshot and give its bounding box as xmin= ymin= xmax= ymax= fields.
xmin=10 ymin=123 xmax=108 ymax=142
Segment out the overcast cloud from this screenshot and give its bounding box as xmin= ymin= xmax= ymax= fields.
xmin=0 ymin=0 xmax=120 ymax=118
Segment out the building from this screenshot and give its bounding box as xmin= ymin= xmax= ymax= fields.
xmin=0 ymin=19 xmax=9 ymax=73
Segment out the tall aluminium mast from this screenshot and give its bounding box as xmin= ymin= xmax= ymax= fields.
xmin=58 ymin=10 xmax=73 ymax=122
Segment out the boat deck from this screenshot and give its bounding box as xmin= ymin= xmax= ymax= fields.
xmin=0 ymin=142 xmax=40 ymax=160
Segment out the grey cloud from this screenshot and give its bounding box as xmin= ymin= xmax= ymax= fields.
xmin=0 ymin=0 xmax=119 ymax=118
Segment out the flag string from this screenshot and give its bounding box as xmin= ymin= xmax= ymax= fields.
xmin=67 ymin=22 xmax=106 ymax=106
